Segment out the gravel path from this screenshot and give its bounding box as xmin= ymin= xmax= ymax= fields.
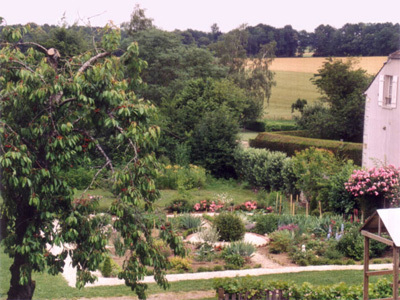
xmin=64 ymin=260 xmax=393 ymax=288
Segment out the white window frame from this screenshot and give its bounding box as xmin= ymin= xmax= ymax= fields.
xmin=378 ymin=74 xmax=398 ymax=108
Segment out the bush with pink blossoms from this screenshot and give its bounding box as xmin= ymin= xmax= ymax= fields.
xmin=193 ymin=199 xmax=224 ymax=212
xmin=345 ymin=165 xmax=400 ymax=211
xmin=345 ymin=165 xmax=400 ymax=199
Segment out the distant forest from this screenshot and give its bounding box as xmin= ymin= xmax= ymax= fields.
xmin=1 ymin=21 xmax=399 ymax=57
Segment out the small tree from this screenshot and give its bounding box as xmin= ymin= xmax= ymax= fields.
xmin=0 ymin=22 xmax=184 ymax=300
xmin=296 ymin=58 xmax=372 ymax=142
xmin=291 ymin=148 xmax=342 ymax=211
xmin=190 ymin=107 xmax=239 ymax=178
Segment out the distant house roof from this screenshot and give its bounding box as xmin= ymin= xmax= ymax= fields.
xmin=361 ymin=208 xmax=400 ymax=247
xmin=389 ymin=50 xmax=400 ymax=59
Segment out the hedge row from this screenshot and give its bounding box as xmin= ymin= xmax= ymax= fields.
xmin=234 ymin=148 xmax=288 ymax=190
xmin=243 ymin=121 xmax=298 ymax=132
xmin=249 ymin=131 xmax=362 ymax=165
xmin=213 ymin=276 xmax=394 ymax=300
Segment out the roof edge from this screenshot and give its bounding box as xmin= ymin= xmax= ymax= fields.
xmin=389 ymin=50 xmax=400 ymax=59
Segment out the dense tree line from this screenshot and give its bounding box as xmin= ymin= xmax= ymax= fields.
xmin=2 ymin=21 xmax=399 ymax=58
xmin=174 ymin=22 xmax=399 ymax=57
xmin=310 ymin=23 xmax=400 ymax=57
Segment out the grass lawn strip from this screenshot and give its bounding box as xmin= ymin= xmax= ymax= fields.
xmin=0 ymin=243 xmax=393 ymax=300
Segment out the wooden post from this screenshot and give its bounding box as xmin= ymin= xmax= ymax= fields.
xmin=290 ymin=195 xmax=292 ymax=215
xmin=279 ymin=196 xmax=282 ymax=215
xmin=363 ymin=236 xmax=370 ymax=300
xmin=319 ymin=201 xmax=322 ymax=218
xmin=275 ymin=193 xmax=279 ymax=211
xmin=217 ymin=288 xmax=224 ymax=300
xmin=306 ymin=201 xmax=309 ymax=217
xmin=394 ymin=247 xmax=399 ymax=300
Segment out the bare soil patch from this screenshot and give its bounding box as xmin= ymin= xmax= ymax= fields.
xmin=78 ymin=290 xmax=215 ymax=300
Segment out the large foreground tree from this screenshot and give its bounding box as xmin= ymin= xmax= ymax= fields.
xmin=0 ymin=21 xmax=184 ymax=300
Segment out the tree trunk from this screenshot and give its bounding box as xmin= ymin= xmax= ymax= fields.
xmin=7 ymin=201 xmax=36 ymax=300
xmin=7 ymin=253 xmax=35 ymax=300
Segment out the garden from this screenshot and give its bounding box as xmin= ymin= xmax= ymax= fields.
xmin=82 ymin=146 xmax=400 ymax=281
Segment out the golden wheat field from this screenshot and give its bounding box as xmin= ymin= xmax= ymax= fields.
xmin=265 ymin=56 xmax=387 ymax=120
xmin=269 ymin=56 xmax=387 ymax=75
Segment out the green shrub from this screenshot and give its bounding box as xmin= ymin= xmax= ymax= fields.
xmin=292 ymin=147 xmax=342 ymax=212
xmin=234 ymin=147 xmax=287 ymax=190
xmin=281 ymin=158 xmax=299 ymax=195
xmin=101 ymin=256 xmax=112 ymax=277
xmin=213 ymin=265 xmax=224 ymax=271
xmin=157 ymin=164 xmax=206 ymax=190
xmin=264 ymin=121 xmax=298 ymax=132
xmin=326 ymin=161 xmax=358 ymax=214
xmin=323 ymin=242 xmax=343 ymax=260
xmin=370 ymin=238 xmax=389 ymax=257
xmin=213 ymin=277 xmax=394 ymax=300
xmin=222 ymin=241 xmax=256 ymax=258
xmin=154 ymin=239 xmax=172 ymax=259
xmin=336 ymin=226 xmax=364 ymax=260
xmin=254 ymin=214 xmax=279 ymax=234
xmin=243 ymin=120 xmax=266 ymax=132
xmin=224 ymin=254 xmax=245 ymax=269
xmin=196 ymin=243 xmax=215 ymax=262
xmin=179 ymin=213 xmax=203 ymax=230
xmin=60 ymin=166 xmax=97 ymax=190
xmin=250 ymin=131 xmax=362 ymax=165
xmin=197 ymin=227 xmax=220 ymax=245
xmin=165 ymin=199 xmax=192 ymax=213
xmin=145 ymin=268 xmax=154 ymax=276
xmin=190 ymin=107 xmax=240 ymax=178
xmin=168 ymin=256 xmax=191 ymax=271
xmin=197 ymin=266 xmax=211 ymax=272
xmin=100 ymin=256 xmax=121 ymax=278
xmin=214 ymin=213 xmax=245 ymax=242
xmin=269 ymin=230 xmax=293 ymax=254
xmin=337 ymin=226 xmax=388 ymax=260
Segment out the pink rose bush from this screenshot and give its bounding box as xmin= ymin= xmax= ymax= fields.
xmin=193 ymin=199 xmax=224 ymax=212
xmin=345 ymin=165 xmax=400 ymax=203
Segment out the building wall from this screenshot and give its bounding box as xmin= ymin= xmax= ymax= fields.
xmin=363 ymin=58 xmax=400 ymax=168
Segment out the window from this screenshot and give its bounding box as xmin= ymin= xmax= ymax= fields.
xmin=384 ymin=75 xmax=393 ymax=105
xmin=378 ymin=74 xmax=398 ymax=108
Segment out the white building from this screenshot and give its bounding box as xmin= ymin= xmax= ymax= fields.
xmin=363 ymin=50 xmax=400 ymax=168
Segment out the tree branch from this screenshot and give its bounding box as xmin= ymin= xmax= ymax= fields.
xmin=16 ymin=42 xmax=48 ymax=54
xmin=107 ymin=112 xmax=138 ymax=162
xmin=12 ymin=59 xmax=46 ymax=84
xmin=74 ymin=130 xmax=115 ymax=174
xmin=58 ymin=98 xmax=77 ymax=107
xmin=77 ymin=52 xmax=110 ymax=75
xmin=83 ymin=161 xmax=111 ymax=194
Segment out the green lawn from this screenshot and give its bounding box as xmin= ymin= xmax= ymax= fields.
xmin=75 ymin=179 xmax=258 ymax=212
xmin=0 ymin=245 xmax=390 ymax=300
xmin=155 ymin=179 xmax=257 ymax=209
xmin=265 ymin=71 xmax=321 ymax=120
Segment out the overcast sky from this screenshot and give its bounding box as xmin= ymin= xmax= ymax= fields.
xmin=2 ymin=0 xmax=400 ymax=32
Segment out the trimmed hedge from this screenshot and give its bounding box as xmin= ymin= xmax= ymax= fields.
xmin=243 ymin=120 xmax=298 ymax=132
xmin=250 ymin=131 xmax=362 ymax=165
xmin=213 ymin=276 xmax=394 ymax=300
xmin=243 ymin=120 xmax=266 ymax=132
xmin=234 ymin=148 xmax=288 ymax=190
